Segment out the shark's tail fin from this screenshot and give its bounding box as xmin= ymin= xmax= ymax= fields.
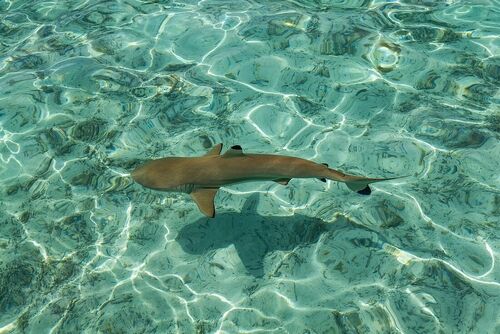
xmin=344 ymin=178 xmax=384 ymax=195
xmin=345 ymin=175 xmax=409 ymax=195
xmin=326 ymin=168 xmax=405 ymax=195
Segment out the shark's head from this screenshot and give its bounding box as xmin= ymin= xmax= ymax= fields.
xmin=131 ymin=157 xmax=189 ymax=191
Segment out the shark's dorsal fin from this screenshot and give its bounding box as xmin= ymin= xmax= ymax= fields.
xmin=190 ymin=188 xmax=219 ymax=217
xmin=222 ymin=145 xmax=244 ymax=158
xmin=204 ymin=143 xmax=223 ymax=156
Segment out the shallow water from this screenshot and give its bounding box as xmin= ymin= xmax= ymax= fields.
xmin=1 ymin=0 xmax=499 ymax=333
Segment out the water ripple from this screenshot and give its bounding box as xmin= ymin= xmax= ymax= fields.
xmin=0 ymin=0 xmax=499 ymax=333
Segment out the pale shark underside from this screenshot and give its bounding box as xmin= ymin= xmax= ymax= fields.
xmin=132 ymin=143 xmax=398 ymax=217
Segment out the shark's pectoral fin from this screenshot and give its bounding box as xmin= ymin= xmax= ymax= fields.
xmin=273 ymin=178 xmax=291 ymax=185
xmin=190 ymin=188 xmax=219 ymax=218
xmin=204 ymin=143 xmax=223 ymax=156
xmin=223 ymin=145 xmax=245 ymax=157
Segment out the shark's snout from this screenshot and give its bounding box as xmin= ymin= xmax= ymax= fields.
xmin=131 ymin=162 xmax=176 ymax=190
xmin=130 ymin=167 xmax=141 ymax=181
xmin=131 ymin=165 xmax=149 ymax=186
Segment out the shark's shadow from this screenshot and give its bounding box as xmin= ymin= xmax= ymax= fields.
xmin=176 ymin=194 xmax=337 ymax=277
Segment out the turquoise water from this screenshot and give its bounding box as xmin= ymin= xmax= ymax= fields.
xmin=0 ymin=0 xmax=499 ymax=333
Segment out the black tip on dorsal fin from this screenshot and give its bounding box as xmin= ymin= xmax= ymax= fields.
xmin=322 ymin=163 xmax=329 ymax=167
xmin=357 ymin=186 xmax=372 ymax=195
xmin=223 ymin=145 xmax=244 ymax=158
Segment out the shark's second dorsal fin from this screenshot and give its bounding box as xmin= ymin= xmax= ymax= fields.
xmin=222 ymin=145 xmax=244 ymax=158
xmin=204 ymin=143 xmax=223 ymax=156
xmin=191 ymin=188 xmax=219 ymax=217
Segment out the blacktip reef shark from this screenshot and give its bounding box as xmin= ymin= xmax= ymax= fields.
xmin=132 ymin=143 xmax=398 ymax=218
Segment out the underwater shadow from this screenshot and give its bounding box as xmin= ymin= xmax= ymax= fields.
xmin=176 ymin=193 xmax=335 ymax=277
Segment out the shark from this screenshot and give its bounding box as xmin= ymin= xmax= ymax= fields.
xmin=131 ymin=143 xmax=397 ymax=218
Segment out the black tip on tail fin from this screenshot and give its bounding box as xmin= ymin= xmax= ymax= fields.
xmin=357 ymin=186 xmax=372 ymax=195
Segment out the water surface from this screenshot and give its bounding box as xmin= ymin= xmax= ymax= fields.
xmin=0 ymin=0 xmax=499 ymax=333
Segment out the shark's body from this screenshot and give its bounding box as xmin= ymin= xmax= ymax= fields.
xmin=132 ymin=143 xmax=395 ymax=217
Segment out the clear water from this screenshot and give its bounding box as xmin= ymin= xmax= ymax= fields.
xmin=0 ymin=0 xmax=499 ymax=333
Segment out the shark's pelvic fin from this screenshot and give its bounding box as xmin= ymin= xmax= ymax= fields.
xmin=223 ymin=145 xmax=244 ymax=158
xmin=273 ymin=178 xmax=291 ymax=185
xmin=205 ymin=143 xmax=223 ymax=156
xmin=190 ymin=188 xmax=219 ymax=218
